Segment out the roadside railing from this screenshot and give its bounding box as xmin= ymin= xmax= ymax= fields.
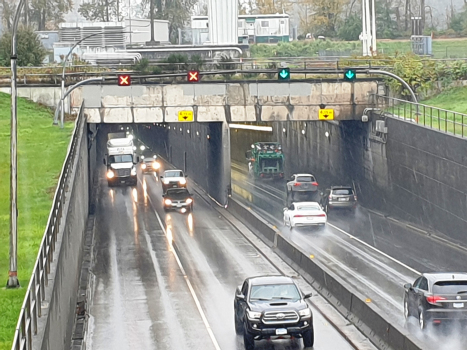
xmin=373 ymin=94 xmax=467 ymax=138
xmin=10 ymin=101 xmax=85 ymax=350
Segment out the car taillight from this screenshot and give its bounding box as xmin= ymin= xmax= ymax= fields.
xmin=316 ymin=213 xmax=326 ymax=217
xmin=294 ymin=214 xmax=305 ymax=218
xmin=354 ymin=195 xmax=357 ymax=200
xmin=294 ymin=183 xmax=301 ymax=186
xmin=426 ymin=296 xmax=446 ymax=305
xmin=328 ymin=196 xmax=332 ymax=200
xmin=311 ymin=182 xmax=318 ymax=186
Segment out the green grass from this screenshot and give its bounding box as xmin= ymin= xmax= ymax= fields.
xmin=0 ymin=93 xmax=73 ymax=350
xmin=251 ymin=38 xmax=467 ymax=59
xmin=384 ymin=86 xmax=467 ymax=136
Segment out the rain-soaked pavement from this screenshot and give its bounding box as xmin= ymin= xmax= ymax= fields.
xmin=231 ymin=161 xmax=467 ymax=350
xmin=86 ymin=158 xmax=366 ymax=349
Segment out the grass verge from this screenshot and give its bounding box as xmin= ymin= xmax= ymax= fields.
xmin=0 ymin=92 xmax=73 ymax=350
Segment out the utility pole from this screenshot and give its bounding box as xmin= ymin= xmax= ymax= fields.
xmin=420 ymin=0 xmax=425 ymax=34
xmin=146 ymin=0 xmax=158 ymax=45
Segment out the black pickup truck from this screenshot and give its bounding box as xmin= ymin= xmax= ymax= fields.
xmin=234 ymin=275 xmax=314 ymax=349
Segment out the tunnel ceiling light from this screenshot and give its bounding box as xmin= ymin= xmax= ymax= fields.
xmin=282 ymin=128 xmax=286 ymax=133
xmin=325 ymin=131 xmax=330 ymax=138
xmin=228 ymin=124 xmax=273 ymax=132
xmin=301 ymin=129 xmax=306 ymax=135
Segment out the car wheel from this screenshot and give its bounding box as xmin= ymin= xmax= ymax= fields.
xmin=418 ymin=308 xmax=426 ymax=330
xmin=243 ymin=329 xmax=255 ymax=350
xmin=404 ymin=297 xmax=410 ymax=319
xmin=302 ymin=326 xmax=314 ymax=348
xmin=290 ymin=220 xmax=294 ymax=229
xmin=234 ymin=314 xmax=243 ymax=335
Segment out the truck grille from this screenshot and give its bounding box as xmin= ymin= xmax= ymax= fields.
xmin=116 ymin=168 xmax=131 ymax=177
xmin=262 ymin=311 xmax=299 ymax=324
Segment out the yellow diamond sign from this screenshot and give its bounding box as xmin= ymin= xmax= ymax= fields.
xmin=178 ymin=110 xmax=194 ymax=122
xmin=319 ymin=109 xmax=334 ymax=120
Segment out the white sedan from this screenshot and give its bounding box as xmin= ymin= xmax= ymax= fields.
xmin=283 ymin=202 xmax=327 ymax=229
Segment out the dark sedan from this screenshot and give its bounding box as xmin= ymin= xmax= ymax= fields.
xmin=404 ymin=272 xmax=467 ymax=330
xmin=162 ymin=188 xmax=193 ymax=212
xmin=234 ymin=275 xmax=314 ymax=349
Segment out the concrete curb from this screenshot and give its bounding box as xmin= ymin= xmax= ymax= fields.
xmin=227 ymin=198 xmax=424 ymax=350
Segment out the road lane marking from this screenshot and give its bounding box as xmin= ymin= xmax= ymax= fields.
xmin=326 ymin=223 xmax=420 ymax=275
xmin=141 ymin=179 xmax=222 ymax=350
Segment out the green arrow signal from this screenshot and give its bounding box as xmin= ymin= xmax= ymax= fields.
xmin=344 ymin=69 xmax=356 ymax=81
xmin=278 ymin=68 xmax=290 ymax=80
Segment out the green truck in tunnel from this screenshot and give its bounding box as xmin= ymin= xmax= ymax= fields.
xmin=245 ymin=142 xmax=285 ymax=179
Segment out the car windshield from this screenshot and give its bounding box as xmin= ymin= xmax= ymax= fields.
xmin=165 ymin=171 xmax=183 ymax=177
xmin=250 ymin=284 xmax=301 ymax=301
xmin=433 ymin=281 xmax=467 ymax=294
xmin=166 ymin=189 xmax=189 ymax=197
xmin=109 ymin=155 xmax=133 ymax=163
xmin=297 ymin=205 xmax=320 ymax=211
xmin=297 ymin=176 xmax=314 ymax=182
xmin=333 ymin=188 xmax=353 ymax=195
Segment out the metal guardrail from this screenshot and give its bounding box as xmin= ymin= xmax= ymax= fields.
xmin=10 ymin=102 xmax=85 ymax=350
xmin=373 ymin=94 xmax=467 ymax=138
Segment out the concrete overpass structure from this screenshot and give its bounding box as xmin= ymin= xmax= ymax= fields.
xmin=70 ymin=82 xmax=376 ymax=123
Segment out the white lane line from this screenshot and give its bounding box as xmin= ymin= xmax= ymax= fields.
xmin=143 ymin=182 xmax=222 ymax=350
xmin=327 ymin=222 xmax=421 ymax=275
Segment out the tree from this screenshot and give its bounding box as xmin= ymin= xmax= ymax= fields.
xmin=300 ymin=0 xmax=346 ymax=37
xmin=337 ymin=14 xmax=361 ymax=41
xmin=78 ymin=0 xmax=122 ymax=22
xmin=254 ymin=0 xmax=291 ymax=14
xmin=0 ymin=26 xmax=47 ymax=66
xmin=26 ymin=0 xmax=73 ymax=30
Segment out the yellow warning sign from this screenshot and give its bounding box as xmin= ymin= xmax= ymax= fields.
xmin=178 ymin=110 xmax=194 ymax=122
xmin=319 ymin=109 xmax=334 ymax=120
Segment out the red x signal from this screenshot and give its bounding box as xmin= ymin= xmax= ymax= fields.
xmin=187 ymin=70 xmax=200 ymax=82
xmin=118 ymin=74 xmax=131 ymax=86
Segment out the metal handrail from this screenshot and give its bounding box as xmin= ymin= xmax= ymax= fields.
xmin=373 ymin=94 xmax=467 ymax=138
xmin=10 ymin=101 xmax=85 ymax=350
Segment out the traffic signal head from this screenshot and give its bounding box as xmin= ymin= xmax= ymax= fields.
xmin=343 ymin=69 xmax=356 ymax=82
xmin=118 ymin=74 xmax=131 ymax=86
xmin=278 ymin=68 xmax=290 ymax=81
xmin=187 ymin=70 xmax=200 ymax=82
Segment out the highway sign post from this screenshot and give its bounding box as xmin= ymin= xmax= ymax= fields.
xmin=278 ymin=68 xmax=290 ymax=81
xmin=343 ymin=69 xmax=357 ymax=82
xmin=118 ymin=74 xmax=131 ymax=86
xmin=319 ymin=109 xmax=335 ymax=120
xmin=187 ymin=70 xmax=200 ymax=82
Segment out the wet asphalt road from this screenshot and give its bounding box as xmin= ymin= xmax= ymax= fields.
xmin=86 ymin=161 xmax=359 ymax=350
xmin=231 ymin=162 xmax=467 ymax=350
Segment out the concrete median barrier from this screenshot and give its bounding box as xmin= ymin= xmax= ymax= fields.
xmin=227 ymin=198 xmax=424 ymax=350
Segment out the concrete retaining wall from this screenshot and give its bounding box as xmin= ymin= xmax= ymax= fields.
xmin=227 ymin=198 xmax=424 ymax=350
xmin=32 ymin=117 xmax=95 ymax=350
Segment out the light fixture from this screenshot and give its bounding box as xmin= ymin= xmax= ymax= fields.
xmin=228 ymin=123 xmax=273 ymax=132
xmin=187 ymin=129 xmax=190 ymax=134
xmin=196 ymin=131 xmax=199 ymax=136
xmin=325 ymin=131 xmax=330 ymax=138
xmin=301 ymin=129 xmax=305 ymax=135
xmin=282 ymin=127 xmax=286 ymax=133
xmin=207 ymin=135 xmax=210 ymax=140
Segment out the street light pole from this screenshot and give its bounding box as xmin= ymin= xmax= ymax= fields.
xmin=7 ymin=0 xmax=26 ymax=288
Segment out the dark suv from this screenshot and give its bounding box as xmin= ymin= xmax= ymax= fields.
xmin=404 ymin=272 xmax=467 ymax=331
xmin=234 ymin=276 xmax=314 ymax=350
xmin=320 ymin=186 xmax=357 ymax=213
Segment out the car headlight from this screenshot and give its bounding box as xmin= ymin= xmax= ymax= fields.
xmin=164 ymin=179 xmax=170 ymax=184
xmin=179 ymin=178 xmax=186 ymax=185
xmin=186 ymin=198 xmax=193 ymax=204
xmin=164 ymin=199 xmax=172 ymax=205
xmin=131 ymin=167 xmax=137 ymax=176
xmin=246 ymin=310 xmax=261 ymax=320
xmin=299 ymin=308 xmax=311 ymax=318
xmin=107 ymin=170 xmax=115 ymax=179
xmin=153 ymin=162 xmax=160 ymax=169
xmin=142 ymin=164 xmax=147 ymax=169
